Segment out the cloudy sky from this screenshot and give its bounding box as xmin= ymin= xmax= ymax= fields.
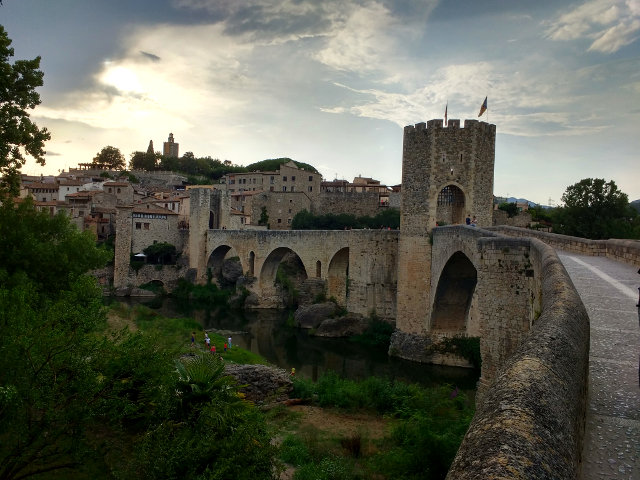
xmin=3 ymin=0 xmax=639 ymax=204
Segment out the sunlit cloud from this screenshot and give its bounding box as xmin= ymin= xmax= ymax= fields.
xmin=545 ymin=0 xmax=640 ymax=53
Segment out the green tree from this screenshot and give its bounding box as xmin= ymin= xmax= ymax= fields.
xmin=130 ymin=150 xmax=159 ymax=171
xmin=0 ymin=26 xmax=51 ymax=197
xmin=0 ymin=200 xmax=280 ymax=478
xmin=0 ymin=199 xmax=112 ymax=479
xmin=498 ymin=202 xmax=519 ymax=218
xmin=93 ymin=145 xmax=126 ymax=170
xmin=143 ymin=242 xmax=177 ymax=265
xmin=554 ymin=178 xmax=636 ymax=239
xmin=258 ymin=206 xmax=269 ymax=226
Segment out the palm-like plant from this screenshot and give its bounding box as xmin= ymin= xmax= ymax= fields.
xmin=174 ymin=353 xmax=242 ymax=424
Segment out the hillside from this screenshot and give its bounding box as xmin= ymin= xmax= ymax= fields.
xmin=245 ymin=157 xmax=319 ymax=173
xmin=631 ymin=199 xmax=640 ymax=213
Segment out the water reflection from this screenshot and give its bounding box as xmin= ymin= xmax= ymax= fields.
xmin=117 ymin=297 xmax=479 ymax=390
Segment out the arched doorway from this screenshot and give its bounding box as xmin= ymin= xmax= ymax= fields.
xmin=430 ymin=251 xmax=477 ymax=333
xmin=436 ymin=185 xmax=465 ymax=225
xmin=328 ymin=248 xmax=349 ymax=306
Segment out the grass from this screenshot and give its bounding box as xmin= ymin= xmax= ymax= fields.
xmin=105 ymin=302 xmax=266 ymax=363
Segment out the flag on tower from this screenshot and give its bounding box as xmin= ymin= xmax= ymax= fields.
xmin=478 ymin=97 xmax=487 ymax=117
xmin=444 ymin=102 xmax=448 ymax=126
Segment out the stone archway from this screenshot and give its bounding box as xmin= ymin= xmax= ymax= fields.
xmin=430 ymin=251 xmax=477 ymax=333
xmin=259 ymin=247 xmax=308 ymax=305
xmin=436 ymin=184 xmax=465 ymax=225
xmin=328 ymin=247 xmax=349 ymax=306
xmin=207 ymin=245 xmax=242 ymax=284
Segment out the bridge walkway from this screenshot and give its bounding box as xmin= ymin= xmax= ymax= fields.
xmin=557 ymin=252 xmax=639 ymax=480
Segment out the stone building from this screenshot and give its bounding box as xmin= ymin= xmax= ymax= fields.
xmin=130 ymin=203 xmax=183 ymax=253
xmin=225 ymin=160 xmax=321 ymax=196
xmin=57 ymin=179 xmax=84 ymax=201
xmin=103 ymin=181 xmax=134 ymax=206
xmin=163 ymin=133 xmax=179 ymax=158
xmin=24 ymin=182 xmax=59 ymax=203
xmin=250 ymin=191 xmax=312 ymax=230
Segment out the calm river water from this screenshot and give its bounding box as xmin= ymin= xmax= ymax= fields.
xmin=119 ymin=297 xmax=479 ymax=391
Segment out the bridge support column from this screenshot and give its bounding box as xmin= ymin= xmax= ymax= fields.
xmin=396 ymin=235 xmax=432 ymax=334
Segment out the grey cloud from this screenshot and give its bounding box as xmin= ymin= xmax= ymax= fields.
xmin=140 ymin=51 xmax=161 ymax=61
xmin=173 ymin=0 xmax=435 ymax=42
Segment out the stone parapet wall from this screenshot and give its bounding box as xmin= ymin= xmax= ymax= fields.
xmin=116 ymin=263 xmax=192 ymax=292
xmin=447 ymin=238 xmax=589 ymax=480
xmin=488 ymin=226 xmax=640 ymax=267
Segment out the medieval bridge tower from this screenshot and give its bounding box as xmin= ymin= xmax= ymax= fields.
xmin=396 ymin=119 xmax=496 ymax=336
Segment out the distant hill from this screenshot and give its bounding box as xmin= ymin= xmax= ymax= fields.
xmin=245 ymin=158 xmax=319 ymax=173
xmin=631 ymin=199 xmax=640 ymax=213
xmin=495 ymin=196 xmax=545 ymax=208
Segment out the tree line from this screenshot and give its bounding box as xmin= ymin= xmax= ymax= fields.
xmin=499 ymin=178 xmax=640 ymax=240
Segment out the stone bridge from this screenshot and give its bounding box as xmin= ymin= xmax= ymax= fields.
xmin=188 ymin=227 xmax=399 ymax=318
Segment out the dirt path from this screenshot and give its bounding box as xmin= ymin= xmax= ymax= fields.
xmin=288 ymin=405 xmax=389 ymax=439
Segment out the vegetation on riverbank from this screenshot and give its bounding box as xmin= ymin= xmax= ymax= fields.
xmin=276 ymin=373 xmax=474 ymax=479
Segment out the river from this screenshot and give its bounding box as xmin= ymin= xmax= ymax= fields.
xmin=118 ymin=297 xmax=479 ymax=390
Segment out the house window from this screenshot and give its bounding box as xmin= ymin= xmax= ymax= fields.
xmin=144 ymin=223 xmax=150 ymax=230
xmin=287 ymin=218 xmax=291 ymax=224
xmin=108 ymin=188 xmax=112 ymax=193
xmin=277 ymin=218 xmax=282 ymax=224
xmin=308 ymin=186 xmax=313 ymax=192
xmin=282 ymin=186 xmax=287 ymax=192
xmin=288 ymin=209 xmax=292 ymax=213
xmin=270 ymin=186 xmax=274 ymax=192
xmin=117 ymin=188 xmax=121 ymax=193
xmin=308 ymin=175 xmax=313 ymax=181
xmin=291 ymin=176 xmax=296 ymax=181
xmin=270 ymin=176 xmax=274 ymax=184
xmin=283 ymin=176 xmax=287 ymax=181
xmin=136 ymin=222 xmax=141 ymax=229
xmin=291 ymin=186 xmax=295 ymax=192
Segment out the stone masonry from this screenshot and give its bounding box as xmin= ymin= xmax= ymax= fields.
xmin=396 ymin=119 xmax=496 ymax=335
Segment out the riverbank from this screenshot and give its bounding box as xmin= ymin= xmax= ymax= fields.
xmin=106 ymin=301 xmax=477 ymax=479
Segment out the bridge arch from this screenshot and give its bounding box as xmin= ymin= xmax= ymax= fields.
xmin=259 ymin=247 xmax=308 ymax=291
xmin=207 ymin=244 xmax=244 ymax=282
xmin=430 ymin=250 xmax=477 ymax=333
xmin=328 ymin=247 xmax=349 ymax=306
xmin=435 ymin=183 xmax=466 ymax=225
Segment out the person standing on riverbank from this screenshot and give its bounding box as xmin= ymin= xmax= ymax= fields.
xmin=228 ymin=336 xmax=232 ymax=349
xmin=224 ymin=342 xmax=228 ymax=353
xmin=204 ymin=333 xmax=210 ymax=349
xmin=191 ymin=332 xmax=195 ymax=348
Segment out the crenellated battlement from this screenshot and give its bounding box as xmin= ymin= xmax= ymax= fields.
xmin=403 ymin=118 xmax=495 ymax=135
